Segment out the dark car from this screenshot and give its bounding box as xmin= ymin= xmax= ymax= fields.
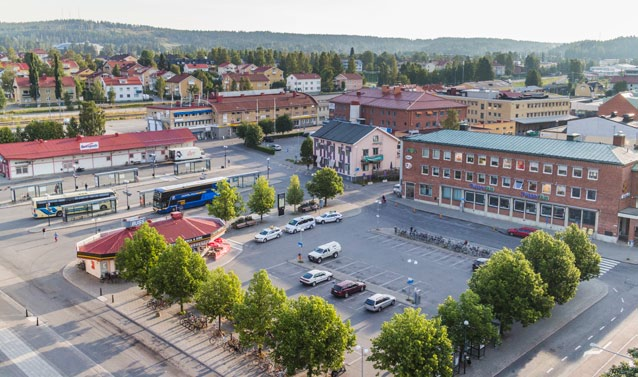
xmin=299 ymin=200 xmax=319 ymax=213
xmin=472 ymin=258 xmax=489 ymax=271
xmin=264 ymin=136 xmax=274 ymax=143
xmin=331 ymin=280 xmax=366 ymax=298
xmin=507 ymin=226 xmax=538 ymax=238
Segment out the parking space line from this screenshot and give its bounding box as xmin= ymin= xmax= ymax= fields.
xmin=380 ymin=275 xmax=406 ymax=287
xmin=366 ymin=271 xmax=389 ymax=281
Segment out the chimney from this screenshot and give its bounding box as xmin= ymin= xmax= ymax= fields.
xmin=393 ymin=86 xmax=401 ymax=95
xmin=622 ymin=113 xmax=634 ymax=122
xmin=356 ymin=91 xmax=361 ymax=96
xmin=382 ymin=85 xmax=390 ymax=94
xmin=613 ymin=131 xmax=626 ymax=147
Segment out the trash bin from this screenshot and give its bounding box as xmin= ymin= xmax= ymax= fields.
xmin=629 ymin=240 xmax=635 ymax=247
xmin=413 ymin=288 xmax=421 ymax=305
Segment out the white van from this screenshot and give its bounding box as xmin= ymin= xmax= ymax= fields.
xmin=407 ymin=130 xmax=420 ymax=136
xmin=308 ymin=241 xmax=341 ymax=263
xmin=285 ymin=215 xmax=316 ymax=234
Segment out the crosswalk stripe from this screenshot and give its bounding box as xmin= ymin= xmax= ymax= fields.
xmin=0 ymin=327 xmax=63 ymax=377
xmin=598 ymin=258 xmax=619 ymax=277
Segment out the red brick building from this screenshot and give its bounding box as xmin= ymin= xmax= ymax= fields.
xmin=330 ymin=86 xmax=466 ymax=134
xmin=597 ymin=92 xmax=638 ymax=117
xmin=401 ymin=130 xmax=638 ymax=244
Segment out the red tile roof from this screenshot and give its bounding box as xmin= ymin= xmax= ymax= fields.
xmin=289 ymin=73 xmax=321 ymax=80
xmin=253 ymin=66 xmax=274 ymax=73
xmin=0 ymin=129 xmax=195 ymax=160
xmin=14 ymin=76 xmax=75 ymax=88
xmin=330 ymin=88 xmax=466 ymax=111
xmin=1 ymin=62 xmax=29 ymax=71
xmin=101 ymin=76 xmax=143 ymax=86
xmin=186 ymin=64 xmax=209 ymax=69
xmin=336 ymin=73 xmax=363 ymax=80
xmin=611 ymin=76 xmax=638 ymax=84
xmin=166 ymin=73 xmax=196 ymax=83
xmin=77 ymin=215 xmax=225 ymax=259
xmin=210 ymin=92 xmax=317 ymax=113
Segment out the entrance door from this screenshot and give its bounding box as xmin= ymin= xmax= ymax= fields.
xmin=405 ymin=182 xmax=415 ymax=199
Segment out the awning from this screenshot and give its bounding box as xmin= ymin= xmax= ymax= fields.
xmin=362 ymin=155 xmax=383 ymax=163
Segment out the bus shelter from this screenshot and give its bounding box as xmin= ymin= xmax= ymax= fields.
xmin=94 ymin=168 xmax=139 ymax=187
xmin=138 ymin=188 xmax=155 ymax=208
xmin=228 ymin=171 xmax=260 ymax=188
xmin=173 ymin=159 xmax=211 ymax=176
xmin=62 ymin=197 xmax=118 ymax=222
xmin=10 ymin=179 xmax=64 ymax=203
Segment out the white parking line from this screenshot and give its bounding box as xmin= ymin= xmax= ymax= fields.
xmin=599 ymin=326 xmax=605 ymax=331
xmin=575 ymin=345 xmax=581 ymax=351
xmin=546 ymin=367 xmax=553 ymax=373
xmin=380 ymin=275 xmax=405 ymax=287
xmin=561 ymin=356 xmax=568 ymax=362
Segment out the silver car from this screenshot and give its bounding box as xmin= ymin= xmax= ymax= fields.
xmin=314 ymin=211 xmax=343 ymax=224
xmin=299 ymin=270 xmax=333 ymax=286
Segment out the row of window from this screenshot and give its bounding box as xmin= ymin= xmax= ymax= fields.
xmin=420 ymin=165 xmax=597 ymax=201
xmin=421 ymin=148 xmax=599 ymax=180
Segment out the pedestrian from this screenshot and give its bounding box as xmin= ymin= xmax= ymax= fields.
xmin=42 ymin=228 xmax=46 ymax=237
xmin=54 ymin=232 xmax=58 ymax=242
xmin=85 ymin=183 xmax=88 ymax=191
xmin=410 ymin=226 xmax=414 ymax=234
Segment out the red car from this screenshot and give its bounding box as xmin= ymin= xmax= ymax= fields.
xmin=331 ymin=280 xmax=366 ymax=298
xmin=507 ymin=227 xmax=538 ymax=238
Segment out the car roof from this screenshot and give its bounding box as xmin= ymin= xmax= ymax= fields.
xmin=307 ymin=269 xmax=325 ymax=274
xmin=336 ymin=280 xmax=354 ymax=286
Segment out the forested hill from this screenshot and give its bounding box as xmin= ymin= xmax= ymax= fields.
xmin=0 ymin=19 xmax=556 ymax=56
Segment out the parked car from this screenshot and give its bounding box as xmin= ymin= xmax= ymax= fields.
xmin=285 ymin=215 xmax=316 ymax=233
xmin=364 ymin=293 xmax=396 ymax=312
xmin=299 ymin=269 xmax=333 ymax=286
xmin=507 ymin=226 xmax=538 ymax=238
xmin=254 ymin=226 xmax=282 ymax=243
xmin=299 ymin=200 xmax=319 ymax=213
xmin=315 ymin=211 xmax=343 ymax=224
xmin=264 ymin=136 xmax=274 ymax=143
xmin=331 ymin=280 xmax=366 ymax=298
xmin=308 ymin=241 xmax=341 ymax=263
xmin=393 ymin=184 xmax=401 ymax=197
xmin=268 ymin=143 xmax=282 ymax=151
xmin=472 ymin=257 xmax=489 ymax=271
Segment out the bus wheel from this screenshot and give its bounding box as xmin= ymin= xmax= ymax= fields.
xmin=56 ymin=211 xmax=63 ymax=217
xmin=100 ymin=205 xmax=107 ymax=211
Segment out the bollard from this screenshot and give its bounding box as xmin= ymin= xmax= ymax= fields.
xmin=439 ymin=213 xmax=443 ymax=219
xmin=100 ymin=288 xmax=103 ymax=296
xmin=297 ymin=253 xmax=303 ymax=263
xmin=112 ymin=294 xmax=114 ymax=303
xmin=25 ymin=309 xmax=28 ymax=317
xmin=36 ymin=317 xmax=39 ymax=326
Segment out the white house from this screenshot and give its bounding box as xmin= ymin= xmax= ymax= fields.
xmin=100 ymin=76 xmax=144 ymax=102
xmin=183 ymin=64 xmax=209 ymax=73
xmin=217 ymin=62 xmax=237 ymax=75
xmin=286 ymin=73 xmax=321 ymax=94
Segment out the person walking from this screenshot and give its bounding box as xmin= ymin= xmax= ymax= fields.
xmin=85 ymin=183 xmax=88 ymax=191
xmin=54 ymin=232 xmax=59 ymax=242
xmin=42 ymin=228 xmax=46 ymax=237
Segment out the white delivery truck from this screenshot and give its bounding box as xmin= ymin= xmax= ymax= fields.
xmin=168 ymin=147 xmax=204 ymax=161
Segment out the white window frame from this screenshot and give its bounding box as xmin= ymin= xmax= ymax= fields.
xmin=489 ymin=175 xmax=498 ymax=186
xmin=432 ymin=167 xmax=440 ymax=176
xmin=571 ymin=186 xmax=581 ymax=199
xmin=490 ymin=156 xmax=499 ymax=167
xmin=586 ymin=189 xmax=597 ymax=201
xmin=432 ymin=149 xmax=440 ymax=160
xmin=466 ymin=154 xmax=475 ymax=164
xmin=478 ymin=155 xmax=487 ymax=166
xmin=421 ymin=165 xmax=429 ymax=175
xmin=502 ymin=158 xmax=512 ymax=169
xmin=513 ymin=179 xmax=524 ymax=190
xmin=502 ymin=177 xmax=511 ymax=188
xmin=572 ymin=167 xmax=582 ymax=178
xmin=528 ymin=180 xmax=537 ymax=192
xmin=556 ymin=184 xmax=566 ymax=196
xmin=529 ymin=161 xmax=539 ymax=172
xmin=443 ymin=168 xmax=451 ymax=178
xmin=543 ymin=164 xmax=553 ymax=175
xmin=588 ymin=168 xmax=599 ymax=180
xmin=422 ymin=148 xmax=429 ymax=158
xmin=557 ymin=165 xmax=567 ymax=176
xmin=477 ymin=173 xmax=486 ymax=184
xmin=443 ymin=151 xmax=451 ymax=161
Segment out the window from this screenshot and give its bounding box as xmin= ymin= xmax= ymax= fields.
xmin=516 ymin=160 xmax=525 ymax=170
xmin=443 ymin=168 xmax=451 ymax=178
xmin=478 ymin=155 xmax=487 ymax=165
xmin=454 ymin=170 xmax=462 ymax=180
xmin=514 ymin=179 xmax=524 ymax=190
xmin=16 ymin=166 xmax=28 ymax=174
xmin=443 ymin=151 xmax=451 ymax=161
xmin=432 ymin=149 xmax=440 ymax=159
xmin=556 ymin=185 xmax=566 ymax=196
xmin=502 ymin=158 xmax=512 ymax=169
xmin=541 ymin=183 xmax=552 ymax=195
xmin=529 ymin=161 xmax=539 ymax=173
xmin=586 ymin=189 xmax=597 ymax=201
xmin=432 ymin=167 xmax=440 ymax=176
xmin=490 ymin=156 xmax=499 ymax=167
xmin=543 ymin=164 xmax=553 ymax=174
xmin=442 ymin=186 xmax=452 ymax=199
xmin=588 ymin=168 xmax=599 ymax=180
xmin=466 ymin=154 xmax=475 ymax=164
xmin=557 ymin=165 xmax=567 ymax=176
xmin=541 ymin=204 xmax=552 ymax=217
xmin=419 ymin=184 xmax=433 ymax=197
xmin=526 ymin=202 xmax=537 ymax=214
xmin=372 ymin=135 xmax=379 ymax=143
xmin=421 ymin=165 xmax=429 ymax=175
xmin=475 ymin=193 xmax=485 ymax=205
xmin=477 ymin=173 xmax=486 ymax=184
xmin=572 ymin=167 xmax=582 ymax=178
xmin=571 ymin=187 xmax=581 ymax=199
xmin=514 ymin=199 xmax=525 ymax=212
xmin=455 ymin=152 xmax=463 ymax=162
xmin=502 ymin=177 xmax=511 ymax=188
xmin=465 ymin=191 xmax=475 ymax=203
xmin=489 ymin=175 xmax=498 ymax=186
xmin=465 ymin=171 xmax=474 ymax=182
xmin=373 ymin=147 xmax=379 ymax=155
xmin=422 ymin=148 xmax=429 ymax=158
xmin=489 ymin=195 xmax=499 ymax=208
xmin=554 ymin=206 xmax=565 ymax=219
xmin=363 ymin=149 xmax=369 ymax=156
xmin=499 ymin=197 xmax=510 ymax=209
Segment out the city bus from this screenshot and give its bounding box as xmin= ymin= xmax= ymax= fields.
xmin=152 ymin=177 xmax=226 ymax=214
xmin=32 ymin=189 xmax=117 ymax=218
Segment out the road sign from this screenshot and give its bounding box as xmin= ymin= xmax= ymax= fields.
xmin=298 ymin=242 xmax=303 ymax=248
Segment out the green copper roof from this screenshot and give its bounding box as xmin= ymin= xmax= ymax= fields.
xmin=407 ymin=130 xmax=638 ymax=165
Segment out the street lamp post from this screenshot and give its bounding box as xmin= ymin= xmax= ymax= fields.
xmin=590 ymin=343 xmax=635 ymax=363
xmin=462 ymin=320 xmax=469 ymax=374
xmin=123 ymin=180 xmax=131 ymax=210
xmin=93 ymin=218 xmax=100 ymax=234
xmin=150 ymin=154 xmax=156 ymax=177
xmin=376 ymin=200 xmax=381 ymax=229
xmin=267 ymin=157 xmax=271 ymax=180
xmin=355 ymin=344 xmax=369 ymax=377
xmin=224 ymin=145 xmax=228 ymax=168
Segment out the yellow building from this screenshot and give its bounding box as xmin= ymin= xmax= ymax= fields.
xmin=165 ymin=73 xmax=203 ymax=102
xmin=13 ymin=76 xmax=77 ymax=105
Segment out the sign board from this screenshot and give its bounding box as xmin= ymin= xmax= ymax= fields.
xmin=277 ymin=193 xmax=285 ymax=216
xmin=80 ymin=142 xmax=99 ymax=151
xmin=298 ymin=242 xmax=303 ymax=248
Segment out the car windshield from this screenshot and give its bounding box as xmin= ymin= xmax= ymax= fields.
xmin=365 ymin=298 xmax=375 ymax=305
xmin=288 ymin=220 xmax=299 ymax=225
xmin=259 ymin=230 xmax=269 ymax=235
xmin=332 ymin=285 xmax=343 ymax=291
xmin=302 ymin=273 xmax=313 ymax=279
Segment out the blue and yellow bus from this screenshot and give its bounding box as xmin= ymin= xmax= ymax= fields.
xmin=152 ymin=177 xmax=226 ymax=214
xmin=32 ymin=189 xmax=117 ymax=218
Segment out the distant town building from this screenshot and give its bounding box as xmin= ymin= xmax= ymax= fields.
xmin=286 ymin=73 xmax=321 ymax=94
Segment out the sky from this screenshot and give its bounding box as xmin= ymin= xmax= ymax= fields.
xmin=4 ymin=0 xmax=637 ymax=44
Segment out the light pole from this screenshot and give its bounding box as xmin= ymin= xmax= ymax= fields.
xmin=355 ymin=344 xmax=369 ymax=377
xmin=150 ymin=153 xmax=156 ymax=177
xmin=462 ymin=320 xmax=469 ymax=374
xmin=376 ymin=200 xmax=381 ymax=229
xmin=267 ymin=157 xmax=271 ymax=180
xmin=590 ymin=343 xmax=635 ymax=363
xmin=224 ymin=145 xmax=228 ymax=168
xmin=93 ymin=218 xmax=99 ymax=234
xmin=123 ymin=180 xmax=131 ymax=210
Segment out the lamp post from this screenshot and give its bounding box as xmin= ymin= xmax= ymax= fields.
xmin=462 ymin=320 xmax=469 ymax=374
xmin=150 ymin=153 xmax=156 ymax=177
xmin=93 ymin=218 xmax=99 ymax=234
xmin=123 ymin=180 xmax=131 ymax=210
xmin=355 ymin=344 xmax=369 ymax=377
xmin=376 ymin=200 xmax=381 ymax=230
xmin=267 ymin=157 xmax=271 ymax=180
xmin=224 ymin=145 xmax=228 ymax=168
xmin=590 ymin=343 xmax=635 ymax=363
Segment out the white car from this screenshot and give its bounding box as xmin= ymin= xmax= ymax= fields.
xmin=299 ymin=269 xmax=333 ymax=286
xmin=393 ymin=184 xmax=402 ymax=197
xmin=268 ymin=143 xmax=282 ymax=151
xmin=314 ymin=211 xmax=343 ymax=224
xmin=364 ymin=293 xmax=396 ymax=312
xmin=254 ymin=227 xmax=282 ymax=243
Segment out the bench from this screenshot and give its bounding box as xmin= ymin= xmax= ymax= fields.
xmin=232 ymin=218 xmax=257 ymax=229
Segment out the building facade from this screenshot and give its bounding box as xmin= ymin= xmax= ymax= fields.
xmin=13 ymin=76 xmax=77 ymax=105
xmin=147 ymin=105 xmax=213 ymax=140
xmin=334 ymin=73 xmax=363 ymax=92
xmin=401 ymin=130 xmax=638 ymax=244
xmin=165 ymin=73 xmax=203 ymax=101
xmin=286 ymin=73 xmax=321 ymax=94
xmin=100 ymin=76 xmax=144 ymax=102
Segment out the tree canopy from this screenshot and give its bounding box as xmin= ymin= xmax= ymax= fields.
xmin=247 ymin=176 xmax=275 ymax=221
xmin=275 ymin=114 xmax=293 ymax=134
xmin=286 ymin=175 xmax=304 ymax=211
xmin=206 ymin=179 xmax=245 ymax=221
xmin=258 ymin=119 xmax=275 ymax=135
xmin=306 ymin=167 xmax=344 ymax=207
xmin=554 ymin=224 xmax=600 ymax=281
xmin=78 ymin=101 xmax=106 ymax=136
xmin=195 ymin=267 xmax=243 ymax=329
xmin=115 ymin=222 xmax=167 ymax=292
xmin=300 ymin=136 xmax=314 ymax=167
xmin=442 ymin=109 xmax=460 ymax=130
xmin=242 ymin=122 xmax=264 ymax=147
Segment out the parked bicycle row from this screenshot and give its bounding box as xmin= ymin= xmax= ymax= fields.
xmin=394 ymin=226 xmax=494 ymax=258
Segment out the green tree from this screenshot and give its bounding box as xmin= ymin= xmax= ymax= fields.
xmin=66 ymin=117 xmax=80 ymax=137
xmin=115 ymin=223 xmax=167 ymax=292
xmin=236 ymin=122 xmax=248 ymax=140
xmin=525 ymin=69 xmax=542 ymax=86
xmin=53 ymin=54 xmax=62 ymax=100
xmin=187 ymin=84 xmax=200 ymax=102
xmin=613 ymin=81 xmax=629 ymax=94
xmin=25 ymin=52 xmax=40 ymax=105
xmin=138 ymin=50 xmax=155 ymax=67
xmin=233 ymin=270 xmax=286 ymax=355
xmin=517 ymin=231 xmax=580 ymax=305
xmin=0 ymin=89 xmax=6 ymax=111
xmin=243 ymin=122 xmax=264 ymax=147
xmin=286 ymin=175 xmax=304 ymax=211
xmin=195 ymin=267 xmax=243 ymax=329
xmin=156 ymin=76 xmax=166 ymax=99
xmin=90 ymin=83 xmax=105 ymax=103
xmin=206 ymin=179 xmax=245 ymax=221
xmin=524 ymin=53 xmax=541 ymax=72
xmin=63 ymin=91 xmax=74 ymax=111
xmin=468 ymin=249 xmax=554 ymax=332
xmin=369 ymin=307 xmax=454 ymax=377
xmin=306 ymin=167 xmax=344 ymax=207
xmin=347 ymin=56 xmax=356 ymax=74
xmin=247 ymin=176 xmax=275 ymax=221
xmin=22 ymin=120 xmax=66 ymax=141
xmin=148 ymin=237 xmax=208 ymax=312
xmin=112 ymin=64 xmax=121 ymax=77
xmin=437 ymin=290 xmax=499 ymax=357
xmin=74 ymin=77 xmax=84 ymax=102
xmin=442 ymin=109 xmax=460 ymax=130
xmin=0 ymin=127 xmax=15 ymax=143
xmin=1 ymin=69 xmax=16 ymax=95
xmin=475 ymin=57 xmax=494 ymax=81
xmin=554 ymin=224 xmax=601 ymax=281
xmin=158 ymin=53 xmax=168 ymax=70
xmin=78 ymin=101 xmax=106 ymax=136
xmin=170 ymin=64 xmax=181 ymax=75
xmin=258 ymin=119 xmax=275 ymax=135
xmin=271 ymin=295 xmax=356 ymax=376
xmin=275 ymin=114 xmax=293 ymax=134
xmin=601 ymin=348 xmax=638 ymax=376
xmin=300 ymin=136 xmax=313 ymax=168
xmin=108 ymin=88 xmax=116 ymax=105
